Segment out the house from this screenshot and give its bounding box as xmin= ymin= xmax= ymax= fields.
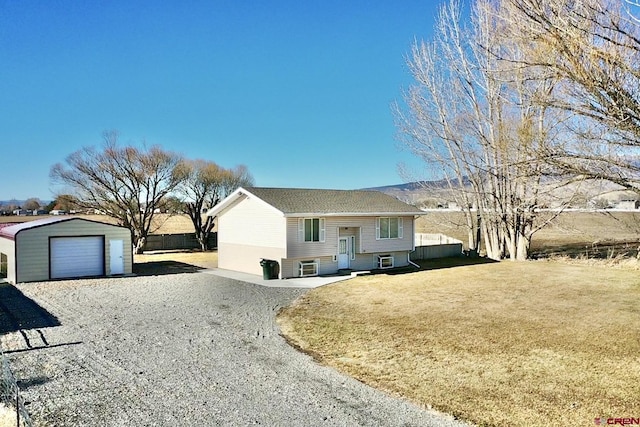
xmin=0 ymin=217 xmax=132 ymax=284
xmin=206 ymin=187 xmax=426 ymax=279
xmin=617 ymin=199 xmax=640 ymax=210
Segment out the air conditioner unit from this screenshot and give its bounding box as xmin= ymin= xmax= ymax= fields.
xmin=377 ymin=255 xmax=394 ymax=269
xmin=299 ymin=260 xmax=318 ymax=277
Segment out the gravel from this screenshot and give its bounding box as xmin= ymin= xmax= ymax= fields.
xmin=3 ymin=273 xmax=469 ymax=426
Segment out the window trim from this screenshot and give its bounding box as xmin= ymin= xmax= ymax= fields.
xmin=298 ymin=218 xmax=325 ymax=242
xmin=350 ymin=236 xmax=356 ymax=261
xmin=376 ymin=217 xmax=403 ymax=240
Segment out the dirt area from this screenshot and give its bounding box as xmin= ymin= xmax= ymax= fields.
xmin=2 ymin=273 xmax=466 ymax=427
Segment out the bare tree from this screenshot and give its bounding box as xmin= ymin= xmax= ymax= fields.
xmin=23 ymin=198 xmax=42 ymax=211
xmin=504 ymin=0 xmax=640 ymax=192
xmin=50 ymin=131 xmax=186 ymax=254
xmin=48 ymin=194 xmax=79 ymax=212
xmin=176 ymin=160 xmax=254 ymax=251
xmin=222 ymin=165 xmax=254 ymax=196
xmin=396 ymin=0 xmax=572 ymax=260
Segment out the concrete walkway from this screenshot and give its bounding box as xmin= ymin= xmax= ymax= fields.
xmin=202 ymin=268 xmax=354 ymax=288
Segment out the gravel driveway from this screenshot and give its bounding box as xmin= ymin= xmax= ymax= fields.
xmin=3 ymin=273 xmax=468 ymax=426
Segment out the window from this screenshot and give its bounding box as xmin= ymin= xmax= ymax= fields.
xmin=350 ymin=236 xmax=356 ymax=260
xmin=377 ymin=255 xmax=394 ymax=269
xmin=298 ymin=218 xmax=325 ymax=242
xmin=376 ymin=217 xmax=403 ymax=239
xmin=299 ymin=260 xmax=318 ymax=276
xmin=0 ymin=253 xmax=7 ymax=278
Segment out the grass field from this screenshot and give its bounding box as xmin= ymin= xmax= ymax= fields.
xmin=417 ymin=210 xmax=640 ymax=258
xmin=277 ymin=258 xmax=640 ymax=427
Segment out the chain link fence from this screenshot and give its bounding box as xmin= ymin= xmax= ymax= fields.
xmin=0 ymin=347 xmax=31 ymax=427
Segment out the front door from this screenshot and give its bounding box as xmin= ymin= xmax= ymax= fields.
xmin=338 ymin=237 xmax=350 ymax=269
xmin=109 ymin=239 xmax=125 ymax=275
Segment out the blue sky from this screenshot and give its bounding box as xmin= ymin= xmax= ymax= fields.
xmin=0 ymin=1 xmax=439 ymax=200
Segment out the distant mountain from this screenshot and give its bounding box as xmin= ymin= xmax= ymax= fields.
xmin=363 ymin=180 xmax=458 ymax=208
xmin=364 ymin=177 xmax=472 ymax=193
xmin=365 ymin=177 xmax=640 ymax=210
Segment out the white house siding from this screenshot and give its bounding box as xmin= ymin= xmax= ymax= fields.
xmin=361 ymin=216 xmax=415 ymax=253
xmin=286 ymin=216 xmax=414 ymax=258
xmin=218 ymin=243 xmax=286 ymax=277
xmin=217 ymin=195 xmax=287 ymax=276
xmin=281 ymin=256 xmax=335 ymax=278
xmin=279 ymin=216 xmax=416 ymax=277
xmin=0 ymin=237 xmax=16 ymax=284
xmin=13 ymin=220 xmax=131 ymax=283
xmin=285 ymin=217 xmax=336 ymax=258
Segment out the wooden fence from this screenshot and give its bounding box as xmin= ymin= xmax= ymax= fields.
xmin=143 ymin=233 xmax=217 ymax=252
xmin=411 ymin=233 xmax=463 ymax=260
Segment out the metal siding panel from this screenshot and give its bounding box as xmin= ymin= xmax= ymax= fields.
xmin=0 ymin=237 xmax=16 ymax=284
xmin=14 ymin=220 xmax=132 ymax=282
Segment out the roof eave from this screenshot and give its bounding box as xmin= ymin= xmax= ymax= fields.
xmin=282 ymin=211 xmax=426 ymax=217
xmin=206 ymin=187 xmax=285 ymax=218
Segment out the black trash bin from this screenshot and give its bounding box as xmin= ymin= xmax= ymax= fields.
xmin=259 ymin=259 xmax=278 ymax=280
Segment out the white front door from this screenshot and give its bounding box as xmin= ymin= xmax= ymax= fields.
xmin=338 ymin=237 xmax=350 ymax=269
xmin=109 ymin=239 xmax=125 ymax=275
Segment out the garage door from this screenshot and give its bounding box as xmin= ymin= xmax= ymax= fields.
xmin=50 ymin=236 xmax=105 ymax=279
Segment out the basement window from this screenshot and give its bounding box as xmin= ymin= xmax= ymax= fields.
xmin=377 ymin=255 xmax=394 ymax=269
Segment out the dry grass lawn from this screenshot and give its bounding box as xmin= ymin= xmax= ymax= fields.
xmin=277 ymin=259 xmax=640 ymax=427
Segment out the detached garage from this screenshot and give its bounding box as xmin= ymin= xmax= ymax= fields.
xmin=0 ymin=217 xmax=132 ymax=284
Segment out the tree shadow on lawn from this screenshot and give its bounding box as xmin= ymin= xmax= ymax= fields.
xmin=416 ymin=256 xmax=499 ymax=271
xmin=133 ymin=260 xmax=205 ymax=276
xmin=0 ymin=282 xmax=61 ymax=334
xmin=362 ymin=256 xmax=498 ymax=277
xmin=530 ymin=239 xmax=640 ymax=259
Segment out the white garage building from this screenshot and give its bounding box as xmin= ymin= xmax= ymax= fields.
xmin=0 ymin=217 xmax=132 ymax=284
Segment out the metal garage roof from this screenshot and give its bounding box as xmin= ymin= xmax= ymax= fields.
xmin=0 ymin=217 xmax=120 ymax=240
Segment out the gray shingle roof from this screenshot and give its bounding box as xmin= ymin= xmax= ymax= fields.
xmin=244 ymin=187 xmax=424 ymax=215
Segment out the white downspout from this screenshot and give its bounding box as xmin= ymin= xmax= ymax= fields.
xmin=408 ymin=218 xmax=420 ymax=269
xmin=408 ymin=251 xmax=420 ymax=269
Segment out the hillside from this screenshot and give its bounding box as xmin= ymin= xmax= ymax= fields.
xmin=365 ymin=179 xmax=639 ymax=210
